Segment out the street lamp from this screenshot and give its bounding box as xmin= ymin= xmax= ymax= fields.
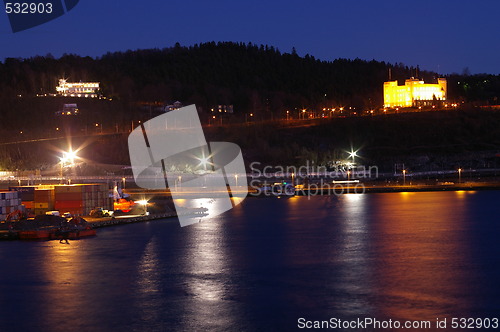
xmin=59 ymin=149 xmax=78 ymax=184
xmin=348 ymin=150 xmax=358 ymax=163
xmin=402 ymin=169 xmax=406 ymax=186
xmin=122 ymin=177 xmax=126 ymax=189
xmin=458 ymin=168 xmax=462 ymax=184
xmin=286 ymin=110 xmax=289 ymax=121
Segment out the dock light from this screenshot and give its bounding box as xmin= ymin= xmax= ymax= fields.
xmin=59 ymin=149 xmax=78 ymax=184
xmin=196 ymin=152 xmax=212 ymax=171
xmin=136 ymin=199 xmax=149 ymax=215
xmin=348 ymin=150 xmax=358 ymax=160
xmin=64 ymin=149 xmax=77 ymax=164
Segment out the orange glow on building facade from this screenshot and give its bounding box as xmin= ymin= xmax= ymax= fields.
xmin=383 ymin=78 xmax=446 ymax=108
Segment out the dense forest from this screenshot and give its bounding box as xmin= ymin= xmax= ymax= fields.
xmin=1 ymin=42 xmax=500 ymax=171
xmin=2 ymin=42 xmax=500 ymax=116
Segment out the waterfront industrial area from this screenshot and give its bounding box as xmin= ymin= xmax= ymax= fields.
xmin=2 ymin=1 xmax=500 ymax=329
xmin=1 ymin=64 xmax=500 ymax=242
xmin=1 ymin=161 xmax=499 ymax=242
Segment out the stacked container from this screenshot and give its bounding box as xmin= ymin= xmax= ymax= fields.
xmin=0 ymin=191 xmax=23 ymax=221
xmin=54 ymin=184 xmax=111 ymax=216
xmin=7 ymin=184 xmax=111 ymax=217
xmin=9 ymin=186 xmax=35 ymax=210
xmin=33 ymin=189 xmax=55 ymax=215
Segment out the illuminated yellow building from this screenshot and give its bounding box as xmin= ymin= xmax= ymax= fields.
xmin=56 ymin=79 xmax=100 ymax=97
xmin=383 ymin=78 xmax=446 ymax=108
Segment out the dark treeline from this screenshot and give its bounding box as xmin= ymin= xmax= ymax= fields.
xmin=0 ymin=42 xmax=477 ymax=110
xmin=1 ymin=42 xmax=500 ymax=171
xmin=2 ymin=41 xmax=500 ymax=123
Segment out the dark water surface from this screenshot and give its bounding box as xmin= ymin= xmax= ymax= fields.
xmin=0 ymin=191 xmax=499 ymax=331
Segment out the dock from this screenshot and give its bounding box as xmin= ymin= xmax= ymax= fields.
xmin=0 ymin=207 xmax=208 ymax=241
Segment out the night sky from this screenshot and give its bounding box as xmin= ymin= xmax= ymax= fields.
xmin=1 ymin=0 xmax=500 ymax=74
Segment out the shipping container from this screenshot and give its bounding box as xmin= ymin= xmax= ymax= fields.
xmin=55 ymin=192 xmax=85 ymax=201
xmin=22 ymin=201 xmax=33 ymax=209
xmin=9 ymin=186 xmax=36 ymax=201
xmin=34 ymin=189 xmax=55 ymax=201
xmin=55 ymin=201 xmax=83 ymax=208
xmin=0 ymin=191 xmax=17 ymax=200
xmin=34 ymin=189 xmax=55 ymax=210
xmin=34 ymin=202 xmax=49 ymax=209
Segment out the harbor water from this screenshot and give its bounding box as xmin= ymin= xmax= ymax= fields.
xmin=0 ymin=190 xmax=499 ymax=331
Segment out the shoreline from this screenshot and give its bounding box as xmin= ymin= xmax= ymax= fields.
xmin=289 ymin=183 xmax=500 ymax=196
xmin=1 ymin=184 xmax=498 ymax=241
xmin=247 ymin=181 xmax=500 ymax=197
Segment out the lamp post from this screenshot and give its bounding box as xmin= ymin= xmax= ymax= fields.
xmin=403 ymin=169 xmax=406 ymax=186
xmin=122 ymin=177 xmax=126 ymax=189
xmin=60 ymin=149 xmax=78 ymax=184
xmin=348 ymin=150 xmax=358 ymax=164
xmin=458 ymin=168 xmax=462 ymax=184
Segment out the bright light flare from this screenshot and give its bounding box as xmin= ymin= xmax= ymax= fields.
xmin=60 ymin=149 xmax=78 ymax=165
xmin=348 ymin=150 xmax=358 ymax=159
xmin=196 ymin=152 xmax=213 ymax=170
xmin=136 ymin=200 xmax=148 ymax=206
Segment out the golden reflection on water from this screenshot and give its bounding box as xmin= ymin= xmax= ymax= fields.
xmin=39 ymin=241 xmax=87 ymax=322
xmin=372 ymin=192 xmax=471 ymax=320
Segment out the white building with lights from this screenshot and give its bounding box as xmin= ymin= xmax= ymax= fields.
xmin=56 ymin=79 xmax=100 ymax=98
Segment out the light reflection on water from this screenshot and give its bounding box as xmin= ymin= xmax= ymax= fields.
xmin=0 ymin=190 xmax=498 ymax=331
xmin=370 ymin=191 xmax=473 ymax=320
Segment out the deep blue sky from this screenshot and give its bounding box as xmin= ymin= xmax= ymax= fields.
xmin=1 ymin=0 xmax=500 ymax=74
